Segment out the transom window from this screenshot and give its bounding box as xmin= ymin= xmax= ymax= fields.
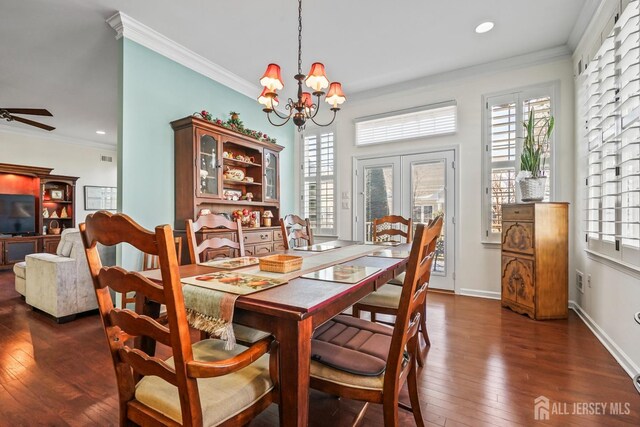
xmin=355 ymin=101 xmax=457 ymax=146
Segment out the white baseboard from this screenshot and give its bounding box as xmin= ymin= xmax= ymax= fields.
xmin=458 ymin=288 xmax=501 ymax=300
xmin=569 ymin=300 xmax=640 ymax=379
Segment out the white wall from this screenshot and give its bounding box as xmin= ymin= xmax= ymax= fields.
xmin=323 ymin=57 xmax=575 ymax=297
xmin=571 ymin=0 xmax=640 ymax=377
xmin=0 ymin=128 xmax=118 ymax=225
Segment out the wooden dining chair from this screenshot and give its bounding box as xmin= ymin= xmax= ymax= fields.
xmin=80 ymin=211 xmax=279 ymax=427
xmin=310 ymin=222 xmax=440 ymax=427
xmin=372 ymin=215 xmax=412 ymax=243
xmin=353 ymin=215 xmax=444 ymax=366
xmin=120 ymin=237 xmax=184 ymax=309
xmin=279 ymin=214 xmax=314 ymax=249
xmin=186 ymin=214 xmax=270 ymax=345
xmin=186 ymin=214 xmax=245 ymax=264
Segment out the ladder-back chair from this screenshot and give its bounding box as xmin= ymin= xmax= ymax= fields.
xmin=372 ymin=215 xmax=412 ymax=244
xmin=354 ymin=216 xmax=444 ymax=366
xmin=310 ymin=222 xmax=440 ymax=426
xmin=279 ymin=214 xmax=313 ymax=249
xmin=80 ymin=211 xmax=279 ymax=426
xmin=186 ymin=214 xmax=244 ymax=264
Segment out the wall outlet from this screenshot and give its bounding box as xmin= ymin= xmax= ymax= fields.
xmin=587 ymin=274 xmax=592 ymax=288
xmin=576 ymin=270 xmax=584 ymax=293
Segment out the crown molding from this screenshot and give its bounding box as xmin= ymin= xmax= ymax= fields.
xmin=568 ymin=0 xmax=605 ymax=51
xmin=349 ymin=45 xmax=572 ymax=102
xmin=106 ymin=11 xmax=259 ymax=99
xmin=0 ymin=124 xmax=116 ymax=151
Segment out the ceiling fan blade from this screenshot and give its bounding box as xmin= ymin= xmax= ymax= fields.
xmin=10 ymin=115 xmax=55 ymax=131
xmin=3 ymin=108 xmax=53 ymax=116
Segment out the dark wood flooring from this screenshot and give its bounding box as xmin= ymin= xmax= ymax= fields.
xmin=0 ymin=270 xmax=638 ymax=426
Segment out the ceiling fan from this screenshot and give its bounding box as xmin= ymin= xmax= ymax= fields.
xmin=0 ymin=108 xmax=55 ymax=131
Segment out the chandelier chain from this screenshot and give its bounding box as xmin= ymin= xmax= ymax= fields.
xmin=297 ymin=0 xmax=303 ymax=75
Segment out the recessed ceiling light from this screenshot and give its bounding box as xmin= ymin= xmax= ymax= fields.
xmin=475 ymin=21 xmax=494 ymax=34
xmin=96 ymin=130 xmax=106 ymax=135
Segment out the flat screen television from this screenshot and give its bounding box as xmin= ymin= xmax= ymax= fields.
xmin=0 ymin=194 xmax=36 ymax=235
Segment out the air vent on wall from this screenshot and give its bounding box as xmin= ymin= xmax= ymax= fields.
xmin=101 ymin=155 xmax=113 ymax=163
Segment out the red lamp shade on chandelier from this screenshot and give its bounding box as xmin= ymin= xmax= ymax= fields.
xmin=258 ymin=87 xmax=279 ymax=110
xmin=260 ymin=64 xmax=284 ymax=92
xmin=257 ymin=0 xmax=346 ymax=131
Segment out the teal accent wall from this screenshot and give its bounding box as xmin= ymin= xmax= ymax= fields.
xmin=119 ymin=39 xmax=295 ymax=268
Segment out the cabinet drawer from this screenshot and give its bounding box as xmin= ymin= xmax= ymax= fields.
xmin=273 ymin=242 xmax=286 ymax=251
xmin=501 ymin=256 xmax=535 ymax=309
xmin=273 ymin=229 xmax=283 ymax=243
xmin=502 ymin=222 xmax=534 ymax=255
xmin=502 ymin=205 xmax=534 ymax=222
xmin=202 ymin=232 xmax=235 ymax=242
xmin=253 ymin=243 xmax=273 ymax=255
xmin=202 ymin=248 xmax=236 ymax=261
xmin=243 ymin=230 xmax=273 ymax=244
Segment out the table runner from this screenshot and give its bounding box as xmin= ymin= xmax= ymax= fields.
xmin=182 ymin=243 xmax=389 ymax=348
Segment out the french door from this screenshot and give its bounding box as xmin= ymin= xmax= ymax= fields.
xmin=355 ymin=150 xmax=455 ymax=291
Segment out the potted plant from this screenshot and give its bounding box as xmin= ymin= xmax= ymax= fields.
xmin=517 ymin=109 xmax=554 ymax=201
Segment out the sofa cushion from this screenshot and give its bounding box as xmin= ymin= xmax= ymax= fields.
xmin=135 ymin=339 xmax=273 ymax=426
xmin=13 ymin=261 xmax=26 ymax=279
xmin=311 ymin=314 xmax=393 ymax=376
xmin=58 ymin=240 xmax=73 ymax=257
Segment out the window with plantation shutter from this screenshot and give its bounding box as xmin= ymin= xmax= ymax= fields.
xmin=302 ymin=131 xmax=337 ymax=235
xmin=482 ymin=85 xmax=556 ymax=242
xmin=355 ymin=101 xmax=457 ymax=146
xmin=582 ymin=0 xmax=640 ymax=268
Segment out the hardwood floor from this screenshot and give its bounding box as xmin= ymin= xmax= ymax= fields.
xmin=0 ymin=270 xmax=638 ymax=426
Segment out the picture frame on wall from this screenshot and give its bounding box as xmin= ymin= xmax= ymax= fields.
xmin=84 ymin=186 xmax=117 ymax=211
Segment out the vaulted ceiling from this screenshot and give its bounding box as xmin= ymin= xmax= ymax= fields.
xmin=0 ymin=0 xmax=597 ymax=145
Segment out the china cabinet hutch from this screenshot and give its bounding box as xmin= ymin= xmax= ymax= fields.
xmin=0 ymin=163 xmax=78 ymax=270
xmin=171 ymin=116 xmax=285 ymax=261
xmin=500 ymin=202 xmax=568 ymax=320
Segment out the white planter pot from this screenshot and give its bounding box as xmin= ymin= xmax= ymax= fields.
xmin=519 ymin=177 xmax=547 ymax=202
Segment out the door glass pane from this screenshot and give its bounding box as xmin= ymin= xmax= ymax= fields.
xmin=364 ymin=166 xmax=393 ymax=241
xmin=410 ymin=160 xmax=446 ymax=274
xmin=199 ymin=134 xmax=218 ymax=196
xmin=265 ymin=151 xmax=278 ymax=200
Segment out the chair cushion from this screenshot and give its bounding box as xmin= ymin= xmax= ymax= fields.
xmin=357 ymin=283 xmax=402 ymax=309
xmin=311 ymin=314 xmax=393 ymax=377
xmin=388 ymin=272 xmax=405 ymax=285
xmin=13 ymin=261 xmax=26 ymax=279
xmin=135 ymin=339 xmax=273 ymax=426
xmin=233 ymin=324 xmax=271 ymax=344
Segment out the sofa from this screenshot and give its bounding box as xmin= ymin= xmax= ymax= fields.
xmin=13 ymin=228 xmax=114 ymax=322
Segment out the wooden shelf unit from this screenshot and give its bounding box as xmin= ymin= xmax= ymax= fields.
xmin=171 ymin=116 xmax=285 ymax=260
xmin=0 ymin=163 xmax=78 ymax=269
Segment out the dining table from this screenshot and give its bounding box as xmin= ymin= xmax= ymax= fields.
xmin=141 ymin=240 xmax=411 ymax=427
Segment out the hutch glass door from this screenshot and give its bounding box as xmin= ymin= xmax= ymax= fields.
xmin=197 ymin=131 xmax=220 ymax=198
xmin=264 ymin=150 xmax=279 ymax=201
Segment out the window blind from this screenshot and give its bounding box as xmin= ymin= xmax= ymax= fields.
xmin=583 ymin=0 xmax=640 ymax=267
xmin=302 ymin=132 xmax=336 ymax=235
xmin=355 ymin=103 xmax=457 ymax=146
xmin=483 ymin=92 xmax=553 ymax=239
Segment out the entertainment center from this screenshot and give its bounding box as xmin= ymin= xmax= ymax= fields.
xmin=0 ymin=163 xmax=78 ymax=270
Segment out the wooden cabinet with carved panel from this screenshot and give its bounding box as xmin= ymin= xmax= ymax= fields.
xmin=501 ymin=202 xmax=568 ymax=320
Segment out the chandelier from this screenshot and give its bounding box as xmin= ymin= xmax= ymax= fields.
xmin=257 ymin=0 xmax=346 ymax=131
